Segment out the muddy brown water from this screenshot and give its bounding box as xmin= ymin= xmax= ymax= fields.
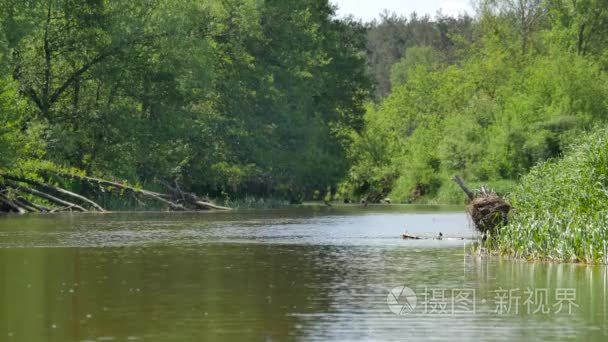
xmin=0 ymin=206 xmax=606 ymax=341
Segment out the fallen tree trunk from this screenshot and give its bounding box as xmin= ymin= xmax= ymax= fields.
xmin=49 ymin=172 xmax=184 ymax=211
xmin=13 ymin=197 xmax=40 ymax=213
xmin=159 ymin=180 xmax=232 ymax=211
xmin=453 ymin=176 xmax=475 ymax=201
xmin=1 ymin=170 xmax=231 ymax=213
xmin=192 ymin=200 xmax=232 ymax=211
xmin=50 ymin=205 xmax=78 ymax=213
xmin=15 ymin=195 xmax=49 ymax=213
xmin=2 ymin=175 xmax=105 ymax=212
xmin=452 ymin=176 xmax=511 ymax=235
xmin=0 ymin=194 xmax=27 ymax=214
xmin=8 ymin=181 xmax=87 ymax=212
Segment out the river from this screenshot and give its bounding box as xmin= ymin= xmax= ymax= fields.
xmin=0 ymin=206 xmax=606 ymax=341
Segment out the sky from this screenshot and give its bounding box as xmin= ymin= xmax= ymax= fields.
xmin=330 ymin=0 xmax=474 ymax=21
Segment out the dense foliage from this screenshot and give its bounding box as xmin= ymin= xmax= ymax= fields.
xmin=3 ymin=0 xmax=608 ymax=209
xmin=366 ymin=12 xmax=474 ymax=98
xmin=342 ymin=0 xmax=608 ymax=204
xmin=0 ymin=0 xmax=370 ymax=202
xmin=496 ymin=127 xmax=608 ymax=263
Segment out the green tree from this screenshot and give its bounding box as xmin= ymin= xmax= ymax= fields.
xmin=342 ymin=1 xmax=608 ymax=203
xmin=546 ymin=0 xmax=608 ymax=56
xmin=390 ymin=46 xmax=440 ymax=87
xmin=366 ymin=12 xmax=473 ymax=98
xmin=1 ymin=0 xmax=372 ymax=202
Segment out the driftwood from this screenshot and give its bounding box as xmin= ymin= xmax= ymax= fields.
xmin=402 ymin=233 xmax=422 ymax=240
xmin=452 ymin=176 xmax=511 ymax=235
xmin=401 ymin=232 xmax=456 ymax=240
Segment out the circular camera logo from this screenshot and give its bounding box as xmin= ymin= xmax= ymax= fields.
xmin=387 ymin=286 xmax=417 ymax=315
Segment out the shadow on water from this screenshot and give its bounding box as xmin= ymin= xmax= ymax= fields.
xmin=0 ymin=207 xmax=606 ymax=341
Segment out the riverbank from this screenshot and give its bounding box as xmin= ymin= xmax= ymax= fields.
xmin=489 ymin=128 xmax=608 ymax=264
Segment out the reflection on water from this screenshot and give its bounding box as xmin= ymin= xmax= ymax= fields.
xmin=0 ymin=206 xmax=606 ymax=341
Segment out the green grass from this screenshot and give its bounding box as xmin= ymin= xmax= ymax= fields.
xmin=493 ymin=127 xmax=608 ymax=263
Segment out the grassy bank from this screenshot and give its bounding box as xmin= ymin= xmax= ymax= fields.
xmin=493 ymin=128 xmax=608 ymax=264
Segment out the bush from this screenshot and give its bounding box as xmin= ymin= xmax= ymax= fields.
xmin=341 ymin=48 xmax=608 ymax=204
xmin=496 ymin=127 xmax=608 ymax=263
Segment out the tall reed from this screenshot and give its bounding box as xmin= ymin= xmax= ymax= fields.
xmin=495 ymin=127 xmax=608 ymax=263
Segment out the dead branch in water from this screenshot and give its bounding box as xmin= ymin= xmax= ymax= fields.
xmin=159 ymin=180 xmax=232 ymax=211
xmin=452 ymin=176 xmax=511 ymax=234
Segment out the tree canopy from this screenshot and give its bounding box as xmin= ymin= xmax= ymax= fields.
xmin=342 ymin=0 xmax=608 ymax=203
xmin=0 ymin=0 xmax=371 ymax=203
xmin=3 ymin=0 xmax=608 ymax=208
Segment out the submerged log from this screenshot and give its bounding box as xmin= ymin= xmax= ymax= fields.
xmin=402 ymin=233 xmax=422 ymax=240
xmin=452 ymin=176 xmax=511 ymax=235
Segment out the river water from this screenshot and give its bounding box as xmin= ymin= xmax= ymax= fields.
xmin=0 ymin=206 xmax=606 ymax=341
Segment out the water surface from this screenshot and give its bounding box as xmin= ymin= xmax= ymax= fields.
xmin=0 ymin=206 xmax=606 ymax=341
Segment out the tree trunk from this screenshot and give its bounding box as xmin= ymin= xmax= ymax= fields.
xmin=452 ymin=175 xmax=475 ymax=201
xmin=8 ymin=182 xmax=87 ymax=212
xmin=51 ymin=173 xmax=184 ymax=211
xmin=159 ymin=180 xmax=232 ymax=211
xmin=2 ymin=175 xmax=105 ymax=212
xmin=0 ymin=193 xmax=28 ymax=214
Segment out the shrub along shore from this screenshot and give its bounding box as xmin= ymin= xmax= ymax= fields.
xmin=488 ymin=128 xmax=608 ymax=264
